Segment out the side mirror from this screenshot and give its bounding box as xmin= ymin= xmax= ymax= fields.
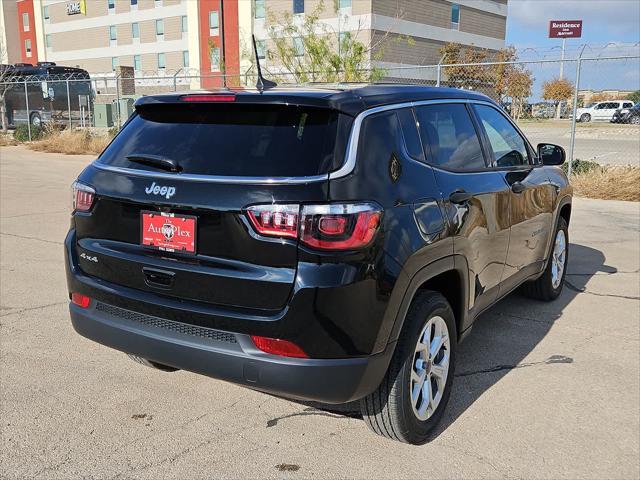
xmin=537 ymin=143 xmax=565 ymax=166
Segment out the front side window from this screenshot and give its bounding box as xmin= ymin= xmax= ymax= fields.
xmin=156 ymin=19 xmax=164 ymax=35
xmin=474 ymin=105 xmax=530 ymax=167
xmin=109 ymin=25 xmax=117 ymax=41
xmin=293 ymin=0 xmax=304 ymax=14
xmin=22 ymin=13 xmax=30 ymax=31
xmin=132 ymin=22 xmax=140 ymax=38
xmin=415 ymin=104 xmax=485 ymax=170
xmin=293 ymin=37 xmax=304 ymax=57
xmin=157 ymin=53 xmax=166 ymax=69
xmin=254 ymin=0 xmax=265 ymax=19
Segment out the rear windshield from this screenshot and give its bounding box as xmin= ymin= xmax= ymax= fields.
xmin=98 ymin=103 xmax=340 ymax=177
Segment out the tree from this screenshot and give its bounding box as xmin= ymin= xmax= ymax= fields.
xmin=626 ymin=90 xmax=640 ymax=104
xmin=542 ymin=78 xmax=574 ymax=119
xmin=440 ymin=43 xmax=492 ymax=92
xmin=505 ymin=68 xmax=533 ymax=120
xmin=264 ymin=0 xmax=387 ymax=83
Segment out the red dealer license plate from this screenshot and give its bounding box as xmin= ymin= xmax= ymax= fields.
xmin=141 ymin=211 xmax=197 ymax=254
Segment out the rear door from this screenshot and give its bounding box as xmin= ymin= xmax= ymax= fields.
xmin=414 ymin=102 xmax=511 ymax=314
xmin=471 ymin=103 xmax=555 ymax=291
xmin=75 ymin=100 xmax=344 ymax=312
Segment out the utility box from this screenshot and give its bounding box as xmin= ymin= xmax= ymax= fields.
xmin=116 ymin=97 xmax=136 ymax=125
xmin=94 ymin=103 xmax=114 ymax=128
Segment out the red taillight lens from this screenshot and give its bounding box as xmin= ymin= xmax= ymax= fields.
xmin=71 ymin=181 xmax=95 ymax=212
xmin=246 ymin=204 xmax=299 ymax=239
xmin=71 ymin=293 xmax=91 ymax=308
xmin=245 ymin=203 xmax=381 ymax=251
xmin=180 ymin=94 xmax=236 ymax=102
xmin=251 ymin=336 xmax=308 ymax=358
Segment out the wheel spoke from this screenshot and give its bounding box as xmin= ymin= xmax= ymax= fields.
xmin=430 ymin=334 xmax=447 ymax=359
xmin=431 ymin=357 xmax=449 ymax=381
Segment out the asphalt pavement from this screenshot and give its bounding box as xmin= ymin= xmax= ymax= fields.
xmin=1 ymin=146 xmax=639 ymax=479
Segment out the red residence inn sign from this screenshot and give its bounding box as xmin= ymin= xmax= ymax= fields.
xmin=548 ymin=20 xmax=583 ymax=38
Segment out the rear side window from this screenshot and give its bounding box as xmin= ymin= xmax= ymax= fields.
xmin=415 ymin=104 xmax=485 ymax=170
xmin=473 ymin=104 xmax=529 ymax=167
xmin=98 ymin=104 xmax=340 ymax=177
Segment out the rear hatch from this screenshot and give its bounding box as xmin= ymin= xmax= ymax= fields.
xmin=74 ymin=97 xmax=349 ymax=312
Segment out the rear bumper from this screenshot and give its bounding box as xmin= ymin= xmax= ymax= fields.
xmin=70 ymin=301 xmax=394 ymax=404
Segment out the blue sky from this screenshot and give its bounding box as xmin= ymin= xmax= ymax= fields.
xmin=505 ymin=0 xmax=640 ymax=95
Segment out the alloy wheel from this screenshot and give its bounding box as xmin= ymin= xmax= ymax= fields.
xmin=410 ymin=315 xmax=450 ymax=421
xmin=551 ymin=229 xmax=567 ymax=289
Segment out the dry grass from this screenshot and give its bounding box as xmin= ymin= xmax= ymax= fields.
xmin=0 ymin=133 xmax=17 ymax=146
xmin=572 ymin=166 xmax=640 ymax=202
xmin=28 ymin=128 xmax=112 ymax=155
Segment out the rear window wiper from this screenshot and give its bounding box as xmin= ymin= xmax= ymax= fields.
xmin=126 ymin=154 xmax=181 ymax=173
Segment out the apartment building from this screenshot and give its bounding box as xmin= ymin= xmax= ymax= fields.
xmin=245 ymin=0 xmax=507 ymax=80
xmin=1 ymin=0 xmax=21 ymax=64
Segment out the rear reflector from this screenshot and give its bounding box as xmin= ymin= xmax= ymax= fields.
xmin=71 ymin=181 xmax=95 ymax=212
xmin=245 ymin=203 xmax=382 ymax=251
xmin=251 ymin=336 xmax=308 ymax=358
xmin=180 ymin=94 xmax=236 ymax=102
xmin=71 ymin=293 xmax=91 ymax=308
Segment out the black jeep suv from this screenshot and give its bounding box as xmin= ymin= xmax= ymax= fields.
xmin=66 ymin=86 xmax=572 ymax=444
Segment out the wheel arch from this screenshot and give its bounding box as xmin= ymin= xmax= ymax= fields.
xmin=387 ymin=256 xmax=470 ymax=347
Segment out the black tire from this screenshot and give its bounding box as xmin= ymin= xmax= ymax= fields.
xmin=580 ymin=113 xmax=591 ymax=123
xmin=360 ymin=291 xmax=456 ymax=444
xmin=29 ymin=112 xmax=42 ymax=127
xmin=521 ymin=217 xmax=569 ymax=301
xmin=127 ymin=354 xmax=179 ymax=372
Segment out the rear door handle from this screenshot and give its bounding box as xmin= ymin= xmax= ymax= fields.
xmin=511 ymin=182 xmax=526 ymax=194
xmin=449 ymin=190 xmax=473 ymax=204
xmin=142 ymin=267 xmax=175 ymax=290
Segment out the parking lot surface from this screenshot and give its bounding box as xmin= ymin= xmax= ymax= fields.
xmin=1 ymin=146 xmax=639 ymax=479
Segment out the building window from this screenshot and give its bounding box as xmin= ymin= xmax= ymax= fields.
xmin=22 ymin=13 xmax=30 ymax=32
xmin=134 ymin=55 xmax=141 ymax=71
xmin=183 ymin=50 xmax=189 ymax=68
xmin=109 ymin=25 xmax=117 ymax=41
xmin=157 ymin=53 xmax=166 ymax=69
xmin=131 ymin=0 xmax=137 ymax=6
xmin=254 ymin=0 xmax=265 ymax=19
xmin=339 ymin=32 xmax=349 ymax=54
xmin=338 ymin=0 xmax=351 ymax=9
xmin=451 ymin=4 xmax=460 ymax=30
xmin=181 ymin=15 xmax=188 ymax=33
xmin=43 ymin=6 xmax=50 ymax=23
xmin=45 ymin=34 xmax=52 ymax=50
xmin=293 ymin=37 xmax=304 ymax=57
xmin=210 ymin=47 xmax=220 ymax=72
xmin=256 ymin=40 xmax=266 ymax=59
xmin=209 ymin=11 xmax=219 ymax=35
xmin=156 ymin=19 xmax=164 ymax=36
xmin=25 ymin=39 xmax=32 ymax=56
xmin=108 ymin=0 xmax=115 ymax=12
xmin=111 ymin=57 xmax=119 ymax=71
xmin=155 ymin=0 xmax=162 ymax=7
xmin=132 ymin=23 xmax=139 ymax=39
xmin=293 ymin=0 xmax=304 ymax=14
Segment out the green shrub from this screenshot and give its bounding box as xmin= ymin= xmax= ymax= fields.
xmin=14 ymin=124 xmax=43 ymax=142
xmin=562 ymin=158 xmax=601 ymax=175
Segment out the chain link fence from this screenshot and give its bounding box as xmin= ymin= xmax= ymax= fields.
xmin=2 ymin=54 xmax=638 ymax=169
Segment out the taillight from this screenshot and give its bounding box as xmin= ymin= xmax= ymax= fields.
xmin=71 ymin=292 xmax=91 ymax=308
xmin=245 ymin=203 xmax=381 ymax=251
xmin=71 ymin=181 xmax=95 ymax=212
xmin=251 ymin=336 xmax=308 ymax=358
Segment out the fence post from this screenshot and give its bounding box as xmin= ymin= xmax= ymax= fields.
xmin=66 ymin=79 xmax=72 ymax=130
xmin=114 ymin=72 xmax=121 ymax=128
xmin=24 ymin=80 xmax=31 ymax=141
xmin=436 ymin=55 xmax=445 ymax=87
xmin=172 ymin=68 xmax=182 ymax=92
xmin=567 ymin=46 xmax=586 ymax=179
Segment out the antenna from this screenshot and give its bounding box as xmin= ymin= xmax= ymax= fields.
xmin=252 ymin=35 xmax=277 ymax=92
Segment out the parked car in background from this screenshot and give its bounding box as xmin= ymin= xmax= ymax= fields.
xmin=575 ymin=100 xmax=635 ymax=122
xmin=66 ymin=85 xmax=572 ymax=445
xmin=611 ymin=102 xmax=640 ymax=124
